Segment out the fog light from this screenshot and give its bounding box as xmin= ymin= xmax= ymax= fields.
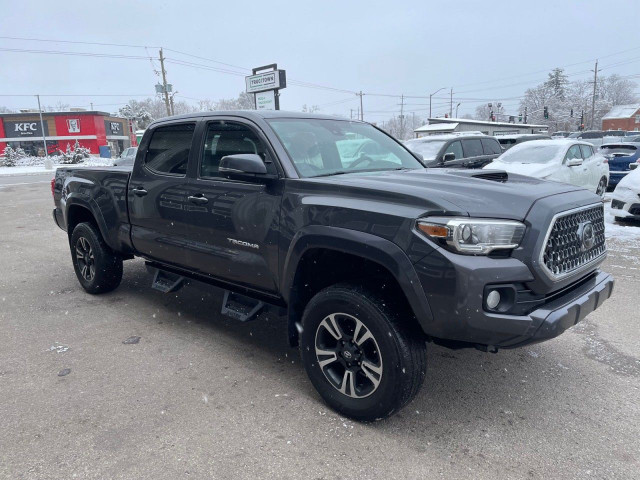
xmin=486 ymin=290 xmax=501 ymax=310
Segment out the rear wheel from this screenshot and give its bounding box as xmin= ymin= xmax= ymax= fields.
xmin=70 ymin=222 xmax=123 ymax=294
xmin=596 ymin=177 xmax=607 ymax=197
xmin=300 ymin=284 xmax=426 ymax=421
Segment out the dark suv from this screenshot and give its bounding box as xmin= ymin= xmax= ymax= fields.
xmin=404 ymin=134 xmax=502 ymax=168
xmin=52 ymin=111 xmax=614 ymax=421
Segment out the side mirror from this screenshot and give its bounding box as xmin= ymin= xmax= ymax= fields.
xmin=443 ymin=152 xmax=456 ymax=162
xmin=219 ymin=154 xmax=274 ymax=182
xmin=566 ymin=158 xmax=583 ymax=167
xmin=630 ymin=162 xmax=638 ymax=170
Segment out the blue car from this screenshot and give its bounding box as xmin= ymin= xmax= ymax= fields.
xmin=599 ymin=142 xmax=640 ymax=189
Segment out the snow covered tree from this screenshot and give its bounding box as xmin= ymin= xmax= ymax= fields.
xmin=520 ymin=69 xmax=638 ymax=131
xmin=118 ymin=101 xmax=154 ymax=129
xmin=2 ymin=145 xmax=26 ymax=167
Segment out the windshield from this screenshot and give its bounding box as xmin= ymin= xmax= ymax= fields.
xmin=498 ymin=144 xmax=563 ymax=164
xmin=267 ymin=118 xmax=424 ymax=177
xmin=403 ymin=140 xmax=447 ymax=159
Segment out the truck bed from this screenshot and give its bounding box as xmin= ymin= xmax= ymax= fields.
xmin=53 ymin=166 xmax=133 ymax=254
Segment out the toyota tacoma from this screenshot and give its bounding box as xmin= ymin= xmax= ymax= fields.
xmin=52 ymin=111 xmax=614 ymax=421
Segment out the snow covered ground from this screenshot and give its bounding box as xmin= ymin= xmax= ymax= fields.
xmin=0 ymin=157 xmax=113 ymax=176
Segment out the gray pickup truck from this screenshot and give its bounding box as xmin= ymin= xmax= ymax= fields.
xmin=52 ymin=111 xmax=614 ymax=420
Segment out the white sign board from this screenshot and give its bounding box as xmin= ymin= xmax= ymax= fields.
xmin=255 ymin=90 xmax=276 ymax=110
xmin=245 ymin=70 xmax=284 ymax=93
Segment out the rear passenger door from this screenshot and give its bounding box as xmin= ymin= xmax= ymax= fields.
xmin=128 ymin=122 xmax=197 ymax=268
xmin=579 ymin=144 xmax=599 ymax=191
xmin=181 ymin=119 xmax=282 ymax=293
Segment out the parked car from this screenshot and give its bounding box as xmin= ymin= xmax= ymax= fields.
xmin=113 ymin=147 xmax=138 ymax=167
xmin=568 ymin=130 xmax=606 ymax=147
xmin=496 ymin=134 xmax=551 ymax=150
xmin=404 ymin=134 xmax=502 ymax=168
xmin=603 ymin=130 xmax=627 ymax=138
xmin=598 ymin=142 xmax=640 ymax=189
xmin=611 ymin=165 xmax=640 ymax=221
xmin=51 ymin=111 xmax=613 ymax=421
xmin=624 ymin=131 xmax=640 ymax=137
xmin=485 ymin=139 xmax=609 ymax=196
xmin=622 ymin=134 xmax=640 ymax=143
xmin=552 ymin=131 xmax=571 ymax=138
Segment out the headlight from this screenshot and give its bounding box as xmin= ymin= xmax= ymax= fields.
xmin=417 ymin=217 xmax=526 ymax=255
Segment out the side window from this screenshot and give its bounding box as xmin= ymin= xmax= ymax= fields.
xmin=444 ymin=141 xmax=463 ymax=160
xmin=580 ymin=144 xmax=593 ymax=159
xmin=144 ymin=123 xmax=195 ymax=176
xmin=481 ymin=138 xmax=502 ymax=155
xmin=565 ymin=145 xmax=582 ymax=162
xmin=462 ymin=138 xmax=483 ymax=158
xmin=200 ymin=121 xmax=274 ymax=178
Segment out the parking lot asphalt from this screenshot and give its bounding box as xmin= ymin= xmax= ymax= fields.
xmin=1 ymin=181 xmax=639 ymax=480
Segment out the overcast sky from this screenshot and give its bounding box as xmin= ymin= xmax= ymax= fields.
xmin=1 ymin=0 xmax=638 ymax=122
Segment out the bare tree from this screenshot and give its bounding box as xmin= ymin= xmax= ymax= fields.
xmin=475 ymin=102 xmax=506 ymax=121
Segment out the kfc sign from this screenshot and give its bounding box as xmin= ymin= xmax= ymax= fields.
xmin=105 ymin=120 xmax=124 ymax=135
xmin=3 ymin=120 xmax=48 ymax=138
xmin=67 ymin=119 xmax=81 ymax=133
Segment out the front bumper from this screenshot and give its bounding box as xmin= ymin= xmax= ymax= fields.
xmin=413 ymin=246 xmax=614 ymax=348
xmin=496 ymin=271 xmax=613 ymax=348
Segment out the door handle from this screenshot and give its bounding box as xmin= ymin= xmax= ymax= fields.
xmin=132 ymin=187 xmax=147 ymax=197
xmin=188 ymin=194 xmax=209 ymax=205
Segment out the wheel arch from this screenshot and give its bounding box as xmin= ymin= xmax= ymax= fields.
xmin=282 ymin=226 xmax=433 ymax=346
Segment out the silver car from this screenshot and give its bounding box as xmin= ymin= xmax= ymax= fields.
xmin=113 ymin=147 xmax=138 ymax=167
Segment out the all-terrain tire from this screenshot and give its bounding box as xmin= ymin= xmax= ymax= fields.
xmin=300 ymin=283 xmax=426 ymax=421
xmin=70 ymin=222 xmax=123 ymax=294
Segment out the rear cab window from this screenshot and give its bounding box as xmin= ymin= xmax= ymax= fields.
xmin=144 ymin=123 xmax=196 ymax=176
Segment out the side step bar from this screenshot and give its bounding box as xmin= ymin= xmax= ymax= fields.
xmin=221 ymin=290 xmax=264 ymax=322
xmin=150 ymin=268 xmax=187 ymax=293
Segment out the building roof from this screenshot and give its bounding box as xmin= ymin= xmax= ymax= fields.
xmin=413 ymin=123 xmax=458 ymax=133
xmin=0 ymin=110 xmax=112 ymax=117
xmin=602 ymin=104 xmax=640 ymax=120
xmin=423 ymin=117 xmax=548 ymax=129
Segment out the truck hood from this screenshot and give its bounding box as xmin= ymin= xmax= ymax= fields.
xmin=303 ymin=168 xmax=588 ymax=221
xmin=486 ymin=160 xmax=556 ymax=179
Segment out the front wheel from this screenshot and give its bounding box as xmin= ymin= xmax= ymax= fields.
xmin=300 ymin=284 xmax=426 ymax=421
xmin=596 ymin=177 xmax=608 ymax=197
xmin=70 ymin=222 xmax=123 ymax=294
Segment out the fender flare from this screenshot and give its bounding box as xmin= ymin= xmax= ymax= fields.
xmin=64 ymin=194 xmax=114 ymax=250
xmin=281 ymin=225 xmax=434 ymax=329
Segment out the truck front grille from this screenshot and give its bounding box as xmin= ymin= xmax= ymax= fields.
xmin=541 ymin=204 xmax=606 ymax=280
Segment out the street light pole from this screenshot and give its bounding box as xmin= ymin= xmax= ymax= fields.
xmin=456 ymin=102 xmax=461 ymax=118
xmin=429 ymin=87 xmax=446 ymax=118
xmin=35 ymin=94 xmax=51 ymax=169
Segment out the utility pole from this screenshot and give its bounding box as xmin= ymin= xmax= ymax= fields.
xmin=590 ymin=59 xmax=599 ymax=130
xmin=350 ymin=109 xmax=353 ymax=120
xmin=358 ymin=91 xmax=364 ymax=121
xmin=36 ymin=95 xmax=48 ymax=160
xmin=450 ymin=88 xmax=453 ymax=118
xmin=398 ymin=94 xmax=405 ymax=139
xmin=90 ymin=102 xmax=93 ymax=110
xmin=169 ymin=93 xmax=176 ymax=116
xmin=524 ymin=106 xmax=528 ymax=124
xmin=158 ymin=48 xmax=172 ymax=117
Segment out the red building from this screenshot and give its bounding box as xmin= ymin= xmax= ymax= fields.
xmin=601 ymin=104 xmax=640 ymax=132
xmin=0 ymin=110 xmax=136 ymax=157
